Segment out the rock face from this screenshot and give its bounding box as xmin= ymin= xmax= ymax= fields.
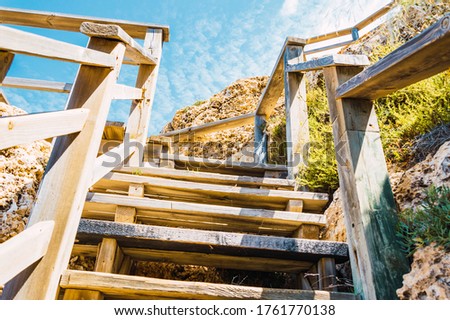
xmin=397 ymin=245 xmax=450 ymax=300
xmin=0 ymin=103 xmax=51 ymax=243
xmin=391 ymin=141 xmax=450 ymax=211
xmin=162 ymin=76 xmax=285 ymax=162
xmin=321 ymin=189 xmax=346 ymax=242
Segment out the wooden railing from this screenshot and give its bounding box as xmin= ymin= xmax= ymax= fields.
xmin=0 ymin=7 xmax=169 ymax=299
xmin=153 ymin=2 xmax=397 ymax=176
xmin=281 ymin=13 xmax=449 ymax=299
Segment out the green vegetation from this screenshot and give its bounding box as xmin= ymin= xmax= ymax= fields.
xmin=296 ymin=56 xmax=449 ymax=192
xmin=397 ymin=186 xmax=450 ymax=256
xmin=298 ymin=81 xmax=339 ymax=192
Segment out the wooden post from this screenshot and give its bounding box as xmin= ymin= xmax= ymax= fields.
xmin=2 ymin=38 xmax=126 ymax=300
xmin=125 ymin=29 xmax=163 ymax=166
xmin=318 ymin=257 xmax=337 ymax=292
xmin=0 ymin=51 xmax=14 ymax=104
xmin=254 ymin=115 xmax=268 ymax=163
xmin=284 ymin=45 xmax=309 ymax=179
xmin=63 ymin=238 xmax=118 ymax=300
xmin=323 ymin=66 xmax=409 ymax=300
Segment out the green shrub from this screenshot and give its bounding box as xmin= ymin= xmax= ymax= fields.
xmin=298 ymin=79 xmax=339 ymax=192
xmin=397 ymin=186 xmax=450 ymax=256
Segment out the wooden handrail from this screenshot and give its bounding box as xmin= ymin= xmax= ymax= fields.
xmin=80 ymin=22 xmax=158 ymax=65
xmin=285 ymin=54 xmax=370 ymax=73
xmin=305 ymin=1 xmax=396 ymax=53
xmin=160 ymin=112 xmax=255 ymax=141
xmin=336 ymin=14 xmax=450 ymax=99
xmin=0 ymin=109 xmax=89 ymax=150
xmin=2 ymin=76 xmax=73 ymax=93
xmin=256 ymin=37 xmax=306 ymax=117
xmin=0 ymin=25 xmax=115 ymax=67
xmin=0 ymin=221 xmax=54 ymax=285
xmin=0 ymin=6 xmax=170 ymax=42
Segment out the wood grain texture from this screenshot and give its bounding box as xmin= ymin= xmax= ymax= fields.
xmin=254 ymin=114 xmax=268 ymax=164
xmin=0 ymin=109 xmax=89 ymax=150
xmin=0 ymin=6 xmax=170 ymax=41
xmin=76 ymin=219 xmax=349 ymax=263
xmin=114 ymin=165 xmax=295 ymax=189
xmin=82 ymin=192 xmax=326 ymax=236
xmin=256 ymin=37 xmax=306 ymax=117
xmin=324 ymin=66 xmax=409 ymax=300
xmin=92 ymin=172 xmax=329 ymax=212
xmin=0 ymin=25 xmax=115 ymax=67
xmin=2 ymin=76 xmax=73 ymax=93
xmin=284 ymin=44 xmax=308 ymax=179
xmin=0 ymin=51 xmax=14 ymax=81
xmin=0 ymin=221 xmax=54 ymax=285
xmin=80 ymin=22 xmax=157 ymax=65
xmin=285 ymin=54 xmax=369 ymax=73
xmin=125 ymin=29 xmax=162 ymax=166
xmin=2 ymin=38 xmax=126 ymax=300
xmin=60 ymin=270 xmax=356 ymax=300
xmin=112 ymin=84 xmax=142 ymax=100
xmin=337 ymin=14 xmax=450 ymax=99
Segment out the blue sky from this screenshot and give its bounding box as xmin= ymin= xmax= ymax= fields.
xmin=1 ymin=0 xmax=390 ymax=134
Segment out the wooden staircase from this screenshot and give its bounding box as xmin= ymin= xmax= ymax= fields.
xmin=62 ymin=160 xmax=354 ymax=300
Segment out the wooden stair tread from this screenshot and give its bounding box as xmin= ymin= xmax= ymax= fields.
xmin=77 ymin=219 xmax=349 ymax=263
xmin=83 ymin=193 xmax=325 ymax=236
xmin=72 ymin=244 xmax=314 ymax=272
xmin=157 ymin=155 xmax=288 ymax=177
xmin=61 ymin=270 xmax=356 ymax=300
xmin=114 ymin=165 xmax=296 ymax=189
xmin=92 ymin=172 xmax=328 ymax=212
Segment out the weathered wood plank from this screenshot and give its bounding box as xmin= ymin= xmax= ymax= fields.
xmin=160 ymin=112 xmax=255 ymax=141
xmin=254 ymin=114 xmax=268 ymax=164
xmin=83 ymin=192 xmax=326 ymax=228
xmin=125 ymin=29 xmax=163 ymax=166
xmin=93 ymin=172 xmax=329 ymax=212
xmin=337 ymin=14 xmax=450 ymax=99
xmin=0 ymin=51 xmax=14 ymax=81
xmin=1 ymin=76 xmax=73 ymax=93
xmin=64 ymin=238 xmax=118 ymax=300
xmin=285 ymin=54 xmax=370 ymax=73
xmin=114 ymin=165 xmax=295 ymax=189
xmin=77 ymin=219 xmax=349 ymax=263
xmin=2 ymin=38 xmax=126 ymax=300
xmin=72 ymin=244 xmax=313 ymax=273
xmin=60 ymin=270 xmax=356 ymax=300
xmin=0 ymin=221 xmax=54 ymax=285
xmin=256 ymin=37 xmax=306 ymax=117
xmin=0 ymin=25 xmax=116 ymax=67
xmin=80 ymin=22 xmax=157 ymax=65
xmin=304 ymin=40 xmax=354 ymax=55
xmin=159 ymin=154 xmax=288 ymax=174
xmin=112 ymin=84 xmax=142 ymax=100
xmin=284 ymin=44 xmax=308 ymax=179
xmin=0 ymin=51 xmax=14 ymax=104
xmin=324 ymin=66 xmax=409 ymax=300
xmin=318 ymin=258 xmax=337 ymax=292
xmin=0 ymin=109 xmax=89 ymax=150
xmin=0 ymin=6 xmax=170 ymax=42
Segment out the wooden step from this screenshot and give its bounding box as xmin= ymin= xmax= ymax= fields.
xmin=77 ymin=219 xmax=349 ymax=264
xmin=61 ymin=270 xmax=356 ymax=300
xmin=83 ymin=193 xmax=325 ymax=236
xmin=92 ymin=172 xmax=328 ymax=212
xmin=158 ymin=154 xmax=288 ymax=177
xmin=72 ymin=244 xmax=314 ymax=273
xmin=114 ymin=165 xmax=296 ymax=189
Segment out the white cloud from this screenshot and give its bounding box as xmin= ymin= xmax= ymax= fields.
xmin=279 ymin=0 xmax=300 ymax=17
